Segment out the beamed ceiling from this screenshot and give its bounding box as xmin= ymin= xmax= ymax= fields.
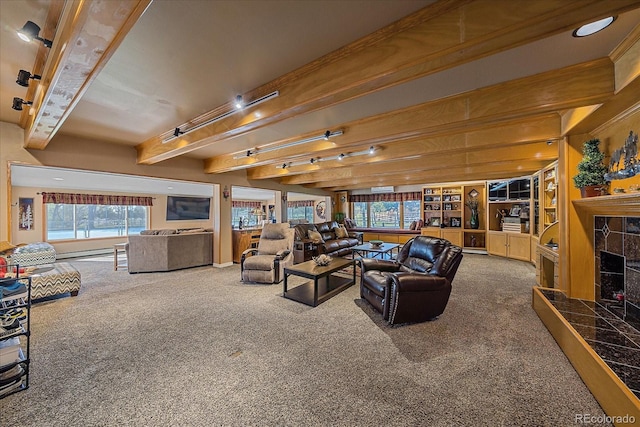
xmin=2 ymin=0 xmax=640 ymax=192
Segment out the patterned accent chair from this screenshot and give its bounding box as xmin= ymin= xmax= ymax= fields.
xmin=360 ymin=236 xmax=463 ymax=325
xmin=241 ymin=223 xmax=295 ymax=284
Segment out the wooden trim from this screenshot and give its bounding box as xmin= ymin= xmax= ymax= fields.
xmin=609 ymin=23 xmax=640 ymax=62
xmin=572 ymin=193 xmax=640 ymax=216
xmin=139 ymin=0 xmax=635 ymax=165
xmin=532 ymin=287 xmax=640 ymax=422
xmin=24 ymin=0 xmax=152 ymax=149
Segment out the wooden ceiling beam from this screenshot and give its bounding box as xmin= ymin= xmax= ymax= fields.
xmin=208 ymin=57 xmax=610 ymax=175
xmin=137 ymin=0 xmax=634 ymax=165
xmin=23 ymin=0 xmax=152 ymax=150
xmin=280 ymin=141 xmax=557 ymax=186
xmin=308 ymin=160 xmax=552 ymax=191
xmin=247 ymin=114 xmax=561 ymax=180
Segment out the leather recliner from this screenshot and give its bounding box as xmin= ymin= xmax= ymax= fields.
xmin=360 ymin=236 xmax=463 ymax=325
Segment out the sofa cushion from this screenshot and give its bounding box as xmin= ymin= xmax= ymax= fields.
xmin=243 ymin=255 xmax=275 ymax=271
xmin=334 ymin=225 xmax=349 ymax=238
xmin=157 ymin=229 xmax=177 ymax=235
xmin=140 ymin=230 xmax=157 ymax=235
xmin=308 ymin=230 xmax=324 ymax=243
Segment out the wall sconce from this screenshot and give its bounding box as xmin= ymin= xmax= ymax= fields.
xmin=16 ymin=70 xmax=41 ymax=87
xmin=17 ymin=21 xmax=52 ymax=48
xmin=12 ymin=97 xmax=32 ymax=111
xmin=223 ymin=186 xmax=230 ymax=200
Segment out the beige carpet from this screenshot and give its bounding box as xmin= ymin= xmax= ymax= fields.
xmin=1 ymin=254 xmax=609 ymax=426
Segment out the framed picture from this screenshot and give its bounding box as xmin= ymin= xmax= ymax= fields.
xmin=19 ymin=198 xmax=34 ymax=231
xmin=450 ymin=217 xmax=461 ymax=227
xmin=451 ymin=195 xmax=461 ymax=202
xmin=509 ymin=205 xmax=521 ymax=217
xmin=430 ymin=218 xmax=440 ymax=227
xmin=444 ymin=203 xmax=452 ymax=211
xmin=443 ymin=195 xmax=451 ymax=202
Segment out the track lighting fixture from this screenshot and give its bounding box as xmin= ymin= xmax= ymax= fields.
xmin=234 ymin=95 xmax=244 ymax=110
xmin=173 ymin=127 xmax=184 ymax=137
xmin=246 ymin=150 xmax=253 ymax=157
xmin=17 ymin=21 xmax=52 ymax=48
xmin=12 ymin=97 xmax=32 ymax=111
xmin=323 ymin=130 xmax=331 ymax=140
xmin=369 ymin=146 xmax=375 ymax=154
xmin=337 ymin=153 xmax=345 ymax=160
xmin=162 ymin=91 xmax=279 ymax=143
xmin=310 ymin=158 xmax=315 ymax=164
xmin=233 ymin=129 xmax=344 ymax=156
xmin=16 ymin=69 xmax=41 ymax=87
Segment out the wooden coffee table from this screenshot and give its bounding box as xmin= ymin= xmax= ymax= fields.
xmin=283 ymin=258 xmax=355 ymax=307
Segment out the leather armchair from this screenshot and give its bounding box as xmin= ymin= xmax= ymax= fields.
xmin=360 ymin=236 xmax=463 ymax=325
xmin=241 ymin=223 xmax=295 ymax=284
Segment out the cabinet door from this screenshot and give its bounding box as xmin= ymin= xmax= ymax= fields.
xmin=487 ymin=232 xmax=507 ymax=257
xmin=507 ymin=234 xmax=531 ymax=261
xmin=441 ymin=229 xmax=462 ymax=246
xmin=421 ymin=227 xmax=441 ymax=238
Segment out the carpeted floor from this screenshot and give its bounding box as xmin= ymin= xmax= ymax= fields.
xmin=1 ymin=253 xmax=609 ymax=426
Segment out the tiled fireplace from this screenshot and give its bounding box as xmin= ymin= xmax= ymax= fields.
xmin=594 ymin=216 xmax=640 ymax=327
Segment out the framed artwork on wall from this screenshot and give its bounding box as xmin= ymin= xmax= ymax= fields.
xmin=316 ymin=201 xmax=326 ymax=220
xmin=19 ymin=198 xmax=34 ymax=230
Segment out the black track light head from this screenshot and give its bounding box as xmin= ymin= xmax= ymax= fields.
xmin=12 ymin=97 xmax=32 ymax=111
xmin=16 ymin=69 xmax=41 ymax=87
xmin=17 ymin=21 xmax=52 ymax=48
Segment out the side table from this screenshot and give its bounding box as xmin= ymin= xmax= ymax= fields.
xmin=113 ymin=243 xmax=127 ymax=271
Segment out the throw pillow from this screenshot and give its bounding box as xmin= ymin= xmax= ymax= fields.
xmin=334 ymin=225 xmax=349 ymax=238
xmin=409 ymin=221 xmax=417 ymax=230
xmin=308 ymin=230 xmax=324 ymax=243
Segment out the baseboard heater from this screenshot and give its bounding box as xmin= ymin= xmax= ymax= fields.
xmin=56 ymin=248 xmax=112 ymax=259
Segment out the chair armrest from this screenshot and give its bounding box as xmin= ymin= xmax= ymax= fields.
xmin=348 ymin=231 xmax=363 ymax=244
xmin=360 ymin=258 xmax=400 ymax=273
xmin=242 ymin=248 xmax=258 ymax=257
xmin=275 ymin=249 xmax=291 ymax=259
xmin=388 ymin=272 xmax=448 ymax=293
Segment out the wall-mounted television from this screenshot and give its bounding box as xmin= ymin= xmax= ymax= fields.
xmin=166 ymin=196 xmax=211 ymax=220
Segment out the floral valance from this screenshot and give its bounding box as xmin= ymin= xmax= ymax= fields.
xmin=41 ymin=192 xmax=153 ymax=206
xmin=287 ymin=200 xmax=314 ymax=208
xmin=348 ymin=192 xmax=421 ymax=203
xmin=232 ymin=201 xmax=262 ymax=208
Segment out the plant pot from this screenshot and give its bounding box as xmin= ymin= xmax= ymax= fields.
xmin=580 ymin=185 xmax=606 ymax=198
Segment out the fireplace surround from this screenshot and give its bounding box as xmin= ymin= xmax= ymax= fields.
xmin=595 ymin=216 xmax=640 ymax=328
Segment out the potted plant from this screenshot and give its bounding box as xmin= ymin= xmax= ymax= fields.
xmin=573 ymin=138 xmax=609 ymax=198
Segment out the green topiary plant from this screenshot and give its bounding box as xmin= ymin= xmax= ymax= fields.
xmin=573 ymin=138 xmax=608 ymax=189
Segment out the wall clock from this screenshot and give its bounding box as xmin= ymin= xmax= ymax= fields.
xmin=316 ymin=201 xmax=326 ymax=220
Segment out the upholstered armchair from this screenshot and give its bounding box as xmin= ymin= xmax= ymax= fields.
xmin=241 ymin=223 xmax=295 ymax=284
xmin=360 ymin=236 xmax=463 ymax=325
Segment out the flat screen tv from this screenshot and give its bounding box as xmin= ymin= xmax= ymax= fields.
xmin=166 ymin=196 xmax=211 ymax=220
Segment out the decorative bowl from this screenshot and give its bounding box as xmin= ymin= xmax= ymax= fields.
xmin=369 ymin=240 xmax=383 ymax=248
xmin=312 ymin=254 xmax=332 ymax=266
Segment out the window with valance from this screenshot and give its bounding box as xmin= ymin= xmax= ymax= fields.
xmin=348 ymin=192 xmax=421 ymax=229
xmin=41 ymin=192 xmax=153 ymax=206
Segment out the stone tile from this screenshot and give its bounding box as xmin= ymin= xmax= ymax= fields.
xmin=586 ymin=340 xmax=640 ymax=370
xmin=605 ymin=361 xmax=640 ymax=392
xmin=607 ymin=217 xmax=624 ymax=232
xmin=575 ymin=324 xmax=640 ymax=348
xmin=626 ymin=269 xmax=640 ymax=307
xmin=607 ymin=231 xmax=624 ymax=255
xmin=594 ymin=230 xmax=606 ymax=254
xmin=624 ymin=233 xmax=640 ymax=262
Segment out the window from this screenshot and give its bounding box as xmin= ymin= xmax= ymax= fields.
xmin=287 ymin=206 xmax=313 ymax=222
xmin=370 ymin=201 xmax=400 ymax=228
xmin=353 ymin=202 xmax=368 ymax=227
xmin=46 ymin=204 xmax=148 ymax=241
xmin=402 ymin=200 xmax=421 ymax=229
xmin=232 ymin=207 xmax=252 ymax=227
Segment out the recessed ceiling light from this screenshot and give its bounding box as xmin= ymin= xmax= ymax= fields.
xmin=167 ymin=186 xmax=173 ymax=190
xmin=53 ymin=177 xmax=64 ymax=181
xmin=573 ymin=16 xmax=615 ymax=37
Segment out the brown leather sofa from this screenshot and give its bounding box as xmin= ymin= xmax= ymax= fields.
xmin=293 ymin=221 xmax=363 ymax=258
xmin=360 ymin=236 xmax=463 ymax=325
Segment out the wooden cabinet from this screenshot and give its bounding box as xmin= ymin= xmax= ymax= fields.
xmin=422 ymin=182 xmax=485 ymax=249
xmin=363 ymin=232 xmax=417 ymax=245
xmin=441 ymin=229 xmax=462 ymax=246
xmin=487 ymin=231 xmax=531 ymax=261
xmin=232 ymin=229 xmax=262 ymax=263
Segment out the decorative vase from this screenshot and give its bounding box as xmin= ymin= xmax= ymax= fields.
xmin=580 ymin=185 xmax=605 ymax=198
xmin=470 ymin=210 xmax=479 ymax=229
